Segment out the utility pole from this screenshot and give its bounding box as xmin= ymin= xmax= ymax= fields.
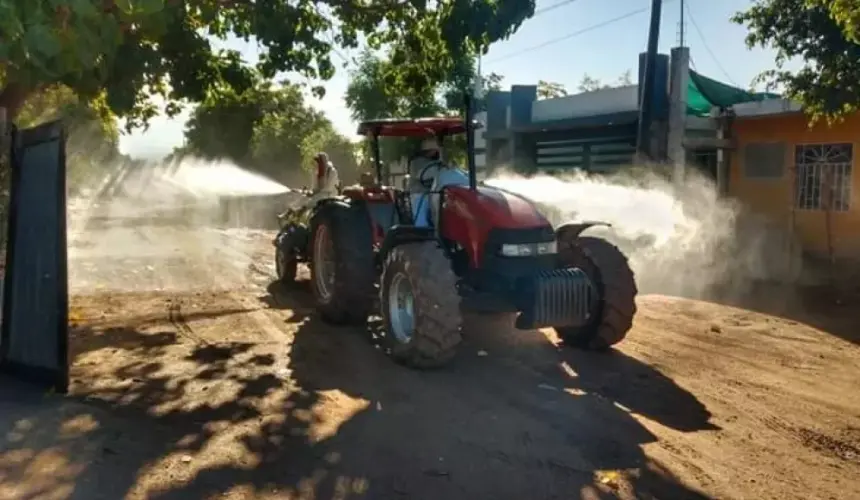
xmin=679 ymin=0 xmax=685 ymax=47
xmin=636 ymin=0 xmax=664 ymax=161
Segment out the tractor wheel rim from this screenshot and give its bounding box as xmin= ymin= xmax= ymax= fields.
xmin=313 ymin=225 xmax=335 ymax=300
xmin=388 ymin=272 xmax=415 ymax=343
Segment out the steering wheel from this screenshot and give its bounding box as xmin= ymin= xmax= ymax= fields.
xmin=417 ymin=160 xmax=445 ymax=189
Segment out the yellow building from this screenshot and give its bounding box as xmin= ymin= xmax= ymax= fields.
xmin=728 ymin=100 xmax=860 ymax=260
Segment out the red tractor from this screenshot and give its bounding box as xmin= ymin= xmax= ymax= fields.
xmin=290 ymin=111 xmax=637 ymax=368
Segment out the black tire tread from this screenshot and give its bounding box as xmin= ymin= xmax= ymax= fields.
xmin=555 ymin=235 xmax=638 ymax=350
xmin=381 ymin=241 xmax=462 ymax=368
xmin=309 ymin=203 xmax=375 ymax=324
xmin=274 ymin=245 xmax=298 ymax=284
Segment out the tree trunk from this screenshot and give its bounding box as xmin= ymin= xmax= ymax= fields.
xmin=0 ymin=83 xmax=31 ymax=121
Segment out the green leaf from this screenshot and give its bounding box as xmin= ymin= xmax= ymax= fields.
xmin=734 ymin=0 xmax=860 ymax=121
xmin=114 ymin=0 xmax=134 ymax=15
xmin=136 ymin=0 xmax=165 ymax=16
xmin=25 ymin=24 xmax=62 ymax=60
xmin=67 ymin=0 xmax=99 ymax=18
xmin=2 ymin=0 xmax=535 ymax=134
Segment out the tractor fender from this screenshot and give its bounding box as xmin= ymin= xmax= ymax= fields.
xmin=555 ymin=221 xmax=612 ymax=242
xmin=310 ymin=196 xmax=350 ymax=215
xmin=378 ymin=226 xmax=436 ymax=263
xmin=307 ymin=197 xmax=360 ymax=226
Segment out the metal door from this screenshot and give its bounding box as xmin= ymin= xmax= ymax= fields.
xmin=0 ymin=120 xmax=69 ymax=393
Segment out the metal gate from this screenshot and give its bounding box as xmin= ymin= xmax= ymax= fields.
xmin=0 ymin=120 xmax=69 ymax=392
xmin=536 ymin=136 xmax=637 ymax=173
xmin=531 ymin=122 xmax=639 ymax=174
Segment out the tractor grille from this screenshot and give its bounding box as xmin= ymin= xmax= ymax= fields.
xmin=517 ymin=267 xmax=595 ymax=330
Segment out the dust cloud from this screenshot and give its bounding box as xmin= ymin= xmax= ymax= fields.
xmin=68 ymin=158 xmax=299 ymax=294
xmin=68 ymin=156 xmax=802 ymax=300
xmin=486 ymin=166 xmax=802 ymax=299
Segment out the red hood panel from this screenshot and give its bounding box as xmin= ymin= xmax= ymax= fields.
xmin=445 ymin=186 xmax=549 ymax=229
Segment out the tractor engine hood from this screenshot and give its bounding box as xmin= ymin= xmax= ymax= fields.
xmin=445 ymin=185 xmax=551 ymax=229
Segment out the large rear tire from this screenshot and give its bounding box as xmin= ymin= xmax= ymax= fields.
xmin=554 ymin=235 xmax=637 ymax=350
xmin=309 ymin=202 xmax=375 ymax=324
xmin=380 ymin=241 xmax=463 ymax=368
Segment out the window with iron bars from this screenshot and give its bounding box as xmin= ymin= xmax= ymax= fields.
xmin=794 ymin=143 xmax=853 ymax=211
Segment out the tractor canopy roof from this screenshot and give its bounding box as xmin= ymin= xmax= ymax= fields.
xmin=357 ymin=117 xmax=482 ymax=138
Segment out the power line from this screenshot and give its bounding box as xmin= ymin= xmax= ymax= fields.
xmin=684 ymin=0 xmax=739 ymax=86
xmin=328 ymin=0 xmax=578 ymax=66
xmin=326 ymin=36 xmax=351 ymax=65
xmin=324 ymin=1 xmax=577 ymax=68
xmin=312 ymin=5 xmax=354 ymax=66
xmin=534 ymin=0 xmax=581 ymax=16
xmin=485 ymin=4 xmax=664 ymax=65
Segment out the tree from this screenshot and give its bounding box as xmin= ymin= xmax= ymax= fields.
xmin=344 ymin=51 xmax=444 ymax=122
xmin=179 ymin=77 xmax=357 ymax=187
xmin=1 ymin=1 xmax=536 ymax=129
xmin=14 ymin=86 xmax=121 ymax=193
xmin=733 ymin=0 xmax=860 ymax=121
xmin=182 ymin=80 xmax=310 ymax=164
xmin=442 ymin=71 xmax=503 ymax=112
xmin=537 ymin=80 xmax=568 ymax=99
xmin=345 ymin=52 xmax=506 ymax=173
xmin=481 ymin=72 xmax=505 ymax=93
xmin=249 ymin=106 xmax=359 ymax=187
xmin=577 ymin=70 xmax=633 ymax=93
xmin=345 ymin=52 xmax=446 ymax=169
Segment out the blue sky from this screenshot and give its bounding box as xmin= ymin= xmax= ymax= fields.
xmin=119 ymin=0 xmax=798 ymax=159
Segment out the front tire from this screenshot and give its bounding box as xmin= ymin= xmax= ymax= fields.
xmin=380 ymin=241 xmax=463 ymax=368
xmin=554 ymin=235 xmax=638 ymax=350
xmin=274 ymin=245 xmax=298 ymax=284
xmin=274 ymin=226 xmax=303 ymax=284
xmin=309 ymin=202 xmax=375 ymax=324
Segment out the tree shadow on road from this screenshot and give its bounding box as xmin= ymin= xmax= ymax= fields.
xmin=2 ymin=330 xmax=283 ymax=498
xmin=1 ymin=284 xmax=713 ymax=500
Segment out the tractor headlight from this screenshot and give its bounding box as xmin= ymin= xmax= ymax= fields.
xmin=500 ymin=240 xmax=557 ymax=257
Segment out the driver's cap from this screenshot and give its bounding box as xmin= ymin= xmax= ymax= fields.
xmin=420 ymin=137 xmax=440 ymax=152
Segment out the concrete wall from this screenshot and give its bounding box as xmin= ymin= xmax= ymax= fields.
xmin=483 ymin=51 xmax=671 ymax=132
xmin=729 ymin=112 xmax=860 ymax=259
xmin=480 ymin=50 xmax=699 ymax=173
xmin=531 ymin=85 xmax=639 ymax=123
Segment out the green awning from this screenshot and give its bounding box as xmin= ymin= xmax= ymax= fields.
xmin=686 ymin=70 xmax=780 ymax=116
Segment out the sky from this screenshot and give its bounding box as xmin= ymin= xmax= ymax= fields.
xmin=118 ymin=0 xmax=799 ymax=160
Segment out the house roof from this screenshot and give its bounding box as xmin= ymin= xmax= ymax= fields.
xmin=728 ymin=98 xmax=803 ymax=119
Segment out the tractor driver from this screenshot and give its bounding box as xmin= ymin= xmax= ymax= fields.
xmin=408 ymin=136 xmax=469 ymax=227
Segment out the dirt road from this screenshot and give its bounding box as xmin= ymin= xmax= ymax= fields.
xmin=2 ymin=211 xmax=859 ymax=499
